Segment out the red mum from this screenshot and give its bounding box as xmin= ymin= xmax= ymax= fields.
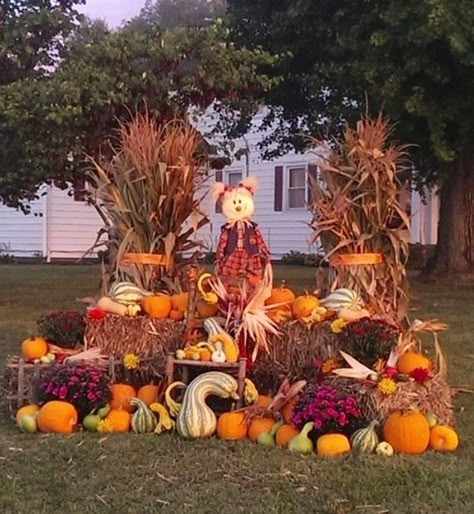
xmin=410 ymin=366 xmax=431 ymax=384
xmin=87 ymin=307 xmax=105 ymax=320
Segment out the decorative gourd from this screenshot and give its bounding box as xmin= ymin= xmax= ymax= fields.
xmin=275 ymin=424 xmax=299 ymax=447
xmin=96 ymin=296 xmax=129 ymax=316
xmin=397 ymin=351 xmax=432 ymax=375
xmin=255 ymin=395 xmax=272 ymax=409
xmin=292 ymin=293 xmax=320 ymax=318
xmin=217 ymin=411 xmax=248 ymax=440
xmin=150 ymin=403 xmax=175 ymax=434
xmin=110 ymin=384 xmax=136 ymax=413
xmin=37 ymin=401 xmax=78 ymax=434
xmin=108 ymin=281 xmax=151 ymax=304
xmin=105 ymin=408 xmax=131 ymax=432
xmin=21 ymin=337 xmax=48 ymax=361
xmin=320 ymin=288 xmax=364 ymax=311
xmin=169 ymin=309 xmax=185 ymax=321
xmin=16 ymin=404 xmax=40 ymax=424
xmin=337 ymin=308 xmax=370 ymax=322
xmin=176 ymin=372 xmax=239 ymax=439
xmin=210 ymin=333 xmax=239 ymax=363
xmin=197 ymin=273 xmax=218 ymax=305
xmin=196 ymin=301 xmax=219 ymax=318
xmin=430 ymin=425 xmax=459 ymax=451
xmin=375 ymin=441 xmax=394 ymax=456
xmin=130 ymin=397 xmax=157 ymax=434
xmin=171 ymin=292 xmax=189 ymax=312
xmin=243 ymin=379 xmax=259 ymax=405
xmin=203 ymin=318 xmax=228 ymax=338
xmin=200 ymin=349 xmax=212 ymax=361
xmin=288 ymin=422 xmax=314 ymax=454
xmin=137 ymin=384 xmax=159 ymax=406
xmin=141 ymin=294 xmax=172 ymax=319
xmin=165 ymin=381 xmax=186 ymax=418
xmin=211 ymin=342 xmax=227 ymax=363
xmin=317 ymin=433 xmax=351 ymax=456
xmin=257 ymin=420 xmax=282 ymax=447
xmin=383 ymin=410 xmax=430 ymax=454
xmin=247 ymin=417 xmax=276 ymax=442
xmin=350 ymin=420 xmax=379 ymax=453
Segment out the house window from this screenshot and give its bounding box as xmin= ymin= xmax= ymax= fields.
xmin=287 ymin=167 xmax=307 ymax=209
xmin=227 ymin=170 xmax=243 ymax=186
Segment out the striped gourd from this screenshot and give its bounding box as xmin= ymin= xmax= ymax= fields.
xmin=108 ymin=282 xmax=151 ymax=305
xmin=320 ymin=288 xmax=364 ymax=311
xmin=129 ymin=397 xmax=157 ymax=434
xmin=350 ymin=420 xmax=379 ymax=453
xmin=176 ymin=372 xmax=239 ymax=439
xmin=203 ymin=318 xmax=239 ymax=362
xmin=203 ymin=317 xmax=225 ymax=337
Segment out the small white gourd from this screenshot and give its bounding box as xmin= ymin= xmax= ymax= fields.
xmin=211 ymin=342 xmax=226 ymax=363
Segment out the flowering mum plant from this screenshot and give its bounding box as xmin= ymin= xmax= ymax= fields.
xmin=37 ymin=310 xmax=85 ymax=349
xmin=292 ymin=384 xmax=365 ymax=437
xmin=340 ymin=317 xmax=400 ymax=367
xmin=38 ymin=365 xmax=111 ymax=419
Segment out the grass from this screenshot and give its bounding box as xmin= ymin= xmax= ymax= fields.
xmin=0 ymin=264 xmax=473 ymax=514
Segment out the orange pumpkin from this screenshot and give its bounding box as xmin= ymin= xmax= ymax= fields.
xmin=110 ymin=384 xmax=136 ymax=412
xmin=383 ymin=410 xmax=430 ymax=454
xmin=105 ymin=409 xmax=131 ymax=432
xmin=16 ymin=404 xmax=40 ymax=424
xmin=37 ymin=401 xmax=78 ymax=434
xmin=142 ymin=294 xmax=172 ymax=319
xmin=171 ymin=292 xmax=189 ymax=312
xmin=255 ymin=395 xmax=272 ymax=409
xmin=217 ymin=411 xmax=248 ymax=440
xmin=137 ymin=384 xmax=159 ymax=406
xmin=275 ymin=423 xmax=299 ymax=447
xmin=196 ymin=301 xmax=219 ymax=318
xmin=266 ymin=282 xmax=296 ymax=307
xmin=317 ymin=434 xmax=351 ymax=456
xmin=21 ymin=336 xmax=48 ymax=360
xmin=247 ymin=417 xmax=275 ymax=442
xmin=397 ymin=351 xmax=432 ymax=375
xmin=430 ymin=425 xmax=459 ymax=451
xmin=169 ymin=309 xmax=185 ymax=321
xmin=292 ymin=293 xmax=320 ymax=318
xmin=199 ymin=349 xmax=212 ymax=361
xmin=281 ymin=397 xmax=298 ymax=426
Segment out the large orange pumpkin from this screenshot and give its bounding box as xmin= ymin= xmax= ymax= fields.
xmin=217 ymin=411 xmax=248 ymax=440
xmin=16 ymin=404 xmax=40 ymax=424
xmin=110 ymin=384 xmax=136 ymax=412
xmin=397 ymin=351 xmax=432 ymax=375
xmin=142 ymin=294 xmax=172 ymax=319
xmin=105 ymin=409 xmax=131 ymax=432
xmin=275 ymin=424 xmax=299 ymax=447
xmin=171 ymin=292 xmax=189 ymax=312
xmin=196 ymin=301 xmax=219 ymax=318
xmin=292 ymin=293 xmax=319 ymax=318
xmin=430 ymin=425 xmax=459 ymax=451
xmin=247 ymin=417 xmax=275 ymax=442
xmin=383 ymin=410 xmax=430 ymax=454
xmin=37 ymin=401 xmax=78 ymax=434
xmin=137 ymin=384 xmax=159 ymax=406
xmin=21 ymin=336 xmax=48 ymax=360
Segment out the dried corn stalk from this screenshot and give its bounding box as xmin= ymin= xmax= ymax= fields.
xmin=309 ymin=114 xmax=411 ymax=323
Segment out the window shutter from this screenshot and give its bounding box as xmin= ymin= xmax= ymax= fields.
xmin=73 ymin=177 xmax=86 ymax=202
xmin=274 ymin=165 xmax=283 ymax=212
xmin=307 ymin=164 xmax=318 ymax=204
xmin=215 ymin=170 xmax=223 ymax=213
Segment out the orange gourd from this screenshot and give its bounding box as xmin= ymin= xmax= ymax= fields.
xmin=21 ymin=336 xmax=48 ymax=360
xmin=37 ymin=401 xmax=78 ymax=434
xmin=142 ymin=294 xmax=172 ymax=319
xmin=317 ymin=434 xmax=351 ymax=456
xmin=430 ymin=425 xmax=459 ymax=451
xmin=247 ymin=417 xmax=275 ymax=442
xmin=16 ymin=404 xmax=40 ymax=424
xmin=292 ymin=293 xmax=319 ymax=318
xmin=105 ymin=409 xmax=131 ymax=432
xmin=275 ymin=423 xmax=299 ymax=447
xmin=255 ymin=395 xmax=272 ymax=409
xmin=110 ymin=384 xmax=136 ymax=412
xmin=169 ymin=309 xmax=185 ymax=321
xmin=397 ymin=351 xmax=432 ymax=375
xmin=217 ymin=411 xmax=248 ymax=440
xmin=281 ymin=397 xmax=298 ymax=426
xmin=171 ymin=292 xmax=189 ymax=312
xmin=383 ymin=410 xmax=430 ymax=454
xmin=137 ymin=384 xmax=159 ymax=406
xmin=196 ymin=301 xmax=219 ymax=318
xmin=199 ymin=349 xmax=212 ymax=361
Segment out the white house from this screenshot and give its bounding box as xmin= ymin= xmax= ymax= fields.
xmin=0 ymin=113 xmax=439 ymax=260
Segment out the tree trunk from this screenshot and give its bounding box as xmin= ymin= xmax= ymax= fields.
xmin=426 ymin=148 xmax=474 ymax=278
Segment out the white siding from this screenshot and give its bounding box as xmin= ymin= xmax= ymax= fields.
xmin=411 ymin=188 xmax=439 ymax=245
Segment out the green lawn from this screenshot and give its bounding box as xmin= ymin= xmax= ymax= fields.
xmin=0 ymin=264 xmax=473 ymax=514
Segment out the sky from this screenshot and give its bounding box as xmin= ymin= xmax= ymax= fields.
xmin=79 ymin=0 xmax=148 ymax=28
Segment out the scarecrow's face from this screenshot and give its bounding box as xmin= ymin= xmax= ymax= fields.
xmin=222 ymin=187 xmax=255 ymax=222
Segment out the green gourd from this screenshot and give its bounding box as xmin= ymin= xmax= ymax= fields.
xmin=288 ymin=422 xmax=314 ymax=454
xmin=350 ymin=420 xmax=379 ymax=453
xmin=130 ymin=398 xmax=157 ymax=434
xmin=257 ymin=420 xmax=283 ymax=447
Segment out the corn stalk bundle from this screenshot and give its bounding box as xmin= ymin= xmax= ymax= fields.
xmin=87 ymin=112 xmax=210 ymax=291
xmin=309 ymin=114 xmax=411 ymax=323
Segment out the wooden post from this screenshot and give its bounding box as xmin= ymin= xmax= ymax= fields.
xmin=31 ymin=361 xmax=41 ymax=405
xmin=165 ymin=353 xmax=175 ymax=385
xmin=17 ymin=358 xmax=25 ymax=409
xmin=237 ymin=358 xmax=247 ymax=409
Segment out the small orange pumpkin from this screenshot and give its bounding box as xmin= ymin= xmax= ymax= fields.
xmin=37 ymin=401 xmax=78 ymax=434
xmin=383 ymin=410 xmax=430 ymax=454
xmin=217 ymin=411 xmax=248 ymax=440
xmin=16 ymin=404 xmax=40 ymax=424
xmin=430 ymin=425 xmax=459 ymax=451
xmin=110 ymin=384 xmax=136 ymax=412
xmin=171 ymin=292 xmax=189 ymax=312
xmin=21 ymin=336 xmax=48 ymax=360
xmin=275 ymin=423 xmax=299 ymax=447
xmin=317 ymin=434 xmax=351 ymax=456
xmin=196 ymin=301 xmax=219 ymax=318
xmin=169 ymin=309 xmax=185 ymax=321
xmin=266 ymin=282 xmax=296 ymax=307
xmin=292 ymin=293 xmax=320 ymax=318
xmin=199 ymin=349 xmax=212 ymax=361
xmin=397 ymin=351 xmax=432 ymax=375
xmin=142 ymin=294 xmax=172 ymax=319
xmin=247 ymin=417 xmax=275 ymax=442
xmin=137 ymin=384 xmax=159 ymax=406
xmin=105 ymin=409 xmax=131 ymax=432
xmin=255 ymin=395 xmax=272 ymax=409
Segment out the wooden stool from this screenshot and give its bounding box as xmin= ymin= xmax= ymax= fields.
xmin=165 ymin=353 xmax=247 ymax=408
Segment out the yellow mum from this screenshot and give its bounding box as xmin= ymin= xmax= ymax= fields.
xmin=97 ymin=419 xmax=114 ymax=433
xmin=123 ymin=353 xmax=140 ymax=369
xmin=377 ymin=378 xmax=397 ymax=396
xmin=330 ymin=318 xmax=347 ymax=334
